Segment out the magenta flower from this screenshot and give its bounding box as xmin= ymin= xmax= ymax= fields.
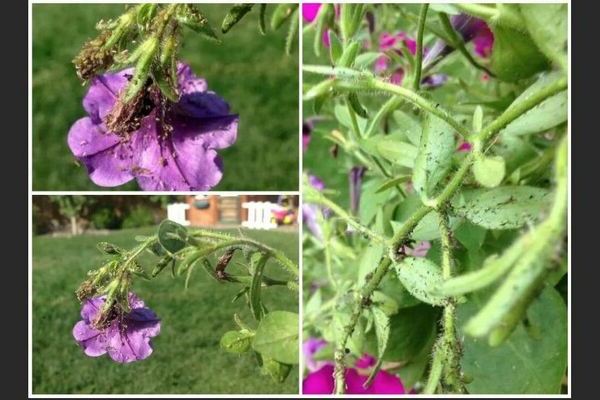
xmin=72 ymin=292 xmax=160 ymax=363
xmin=458 ymin=140 xmax=473 ymax=152
xmin=404 ymin=240 xmax=431 ymax=257
xmin=303 ymin=353 xmax=405 ymax=394
xmin=302 ymin=3 xmax=322 ymax=23
xmin=67 ymin=63 xmax=238 ymax=191
xmin=303 ymin=175 xmax=326 ymax=239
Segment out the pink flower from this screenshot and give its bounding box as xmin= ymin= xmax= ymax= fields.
xmin=303 ymin=353 xmax=405 ymax=394
xmin=303 ymin=3 xmax=322 ymax=23
xmin=458 ymin=141 xmax=473 ymax=152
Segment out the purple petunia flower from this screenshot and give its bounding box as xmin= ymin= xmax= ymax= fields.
xmin=302 ymin=3 xmax=322 ymax=23
xmin=72 ymin=292 xmax=160 ymax=363
xmin=423 ymin=14 xmax=494 ymax=68
xmin=302 ymin=352 xmax=405 ymax=394
xmin=68 ymin=62 xmax=238 ymax=191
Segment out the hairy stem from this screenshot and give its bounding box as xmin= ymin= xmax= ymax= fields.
xmin=412 ymin=4 xmax=429 ymax=90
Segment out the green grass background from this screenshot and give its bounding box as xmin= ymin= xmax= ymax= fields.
xmin=32 ymin=227 xmax=299 ymax=394
xmin=32 ymin=4 xmax=299 ymax=191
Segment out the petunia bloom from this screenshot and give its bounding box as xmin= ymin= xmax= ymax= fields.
xmin=302 ymin=3 xmax=322 ymax=23
xmin=67 ymin=62 xmax=238 ymax=191
xmin=303 ymin=337 xmax=329 ymax=372
xmin=302 ymin=353 xmax=405 ymax=394
xmin=303 ymin=175 xmax=326 ymax=240
xmin=72 ymin=292 xmax=160 ymax=363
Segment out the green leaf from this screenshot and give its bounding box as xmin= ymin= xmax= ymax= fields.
xmin=358 ymin=178 xmax=391 ymax=226
xmin=270 ymin=3 xmax=298 ymax=30
xmin=157 ymin=220 xmax=188 ymax=254
xmin=284 ymin=9 xmax=299 ymax=56
xmin=221 ymin=4 xmax=254 ymax=33
xmin=328 ymin=30 xmax=343 ymax=64
xmin=334 ymin=103 xmax=368 ymax=132
xmin=490 ymin=24 xmax=550 ymax=82
xmin=393 ymin=257 xmax=447 ymax=306
xmin=357 ymin=243 xmax=384 ymax=283
xmin=371 ymin=306 xmax=390 ymax=361
xmin=412 ymin=113 xmax=456 ymax=202
xmin=260 ymin=356 xmax=292 ymax=383
xmin=338 ymin=40 xmax=360 ymax=68
xmin=354 ymin=52 xmax=383 ymax=69
xmin=378 ymin=272 xmax=421 ymax=309
xmin=453 ymin=186 xmax=551 ymax=230
xmin=520 ymin=4 xmax=567 ymax=70
xmin=220 ymin=330 xmax=254 ymax=353
xmin=473 ymin=155 xmax=506 ymax=188
xmin=392 ymin=110 xmax=422 ymax=146
xmin=365 ymin=304 xmax=437 ymax=362
xmin=333 ymin=311 xmax=365 ymax=356
xmin=258 ymin=4 xmax=267 ymax=35
xmin=371 ymin=291 xmax=399 ymax=316
xmin=500 ymin=73 xmax=567 ymax=137
xmin=472 ymin=105 xmax=483 ymax=133
xmin=459 ymin=287 xmax=567 ymax=394
xmin=454 ymin=221 xmax=487 ymax=252
xmin=252 ymin=311 xmax=299 ymax=364
xmin=176 ymin=6 xmax=219 ymax=41
xmin=360 ymin=134 xmax=418 ymax=168
xmin=375 ymin=176 xmax=411 ymax=194
xmin=249 ymin=252 xmax=269 ymax=320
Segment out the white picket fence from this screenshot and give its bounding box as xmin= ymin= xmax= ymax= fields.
xmin=242 ymin=201 xmax=277 ymax=230
xmin=166 ymin=203 xmax=191 ymax=226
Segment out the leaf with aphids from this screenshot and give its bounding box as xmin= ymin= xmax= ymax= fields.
xmin=220 ymin=330 xmax=254 ymax=353
xmin=151 ymin=256 xmax=172 ymax=277
xmin=157 ymin=219 xmax=188 ymax=254
xmin=393 ymin=257 xmax=447 ymax=306
xmin=135 ymin=4 xmax=157 ymax=29
xmin=221 ymin=4 xmax=254 ymax=34
xmin=153 ymin=67 xmax=179 ymax=102
xmin=258 ymin=4 xmax=267 ymax=35
xmin=176 ymin=6 xmax=220 ymax=42
xmin=96 ymin=242 xmax=123 ymax=255
xmin=284 ymin=9 xmax=298 ymax=56
xmin=270 ymin=4 xmax=298 ymax=30
xmin=412 ymin=112 xmax=456 ymax=202
xmin=453 ymin=186 xmax=551 ymax=230
xmin=347 ymin=93 xmax=368 ymax=118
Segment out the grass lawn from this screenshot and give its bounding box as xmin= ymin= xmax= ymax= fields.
xmin=32 ymin=4 xmax=299 ymax=191
xmin=32 ymin=226 xmax=299 ymax=394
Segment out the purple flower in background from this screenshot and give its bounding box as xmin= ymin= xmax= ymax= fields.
xmin=72 ymin=292 xmax=160 ymax=363
xmin=303 ymin=338 xmax=329 ymax=372
xmin=303 ymin=175 xmax=326 ymax=239
xmin=68 ymin=63 xmax=238 ymax=191
xmin=422 ymin=74 xmax=449 ymax=88
xmin=458 ymin=140 xmax=473 ymax=152
xmin=303 ymin=122 xmax=312 ymax=152
xmin=349 ymin=166 xmax=367 ymax=215
xmin=424 ymin=14 xmax=494 ymax=68
xmin=404 ymin=240 xmax=431 ymax=257
xmin=303 ymin=352 xmax=405 ymax=394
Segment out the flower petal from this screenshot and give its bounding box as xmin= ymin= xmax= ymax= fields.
xmin=370 ymin=369 xmax=405 ymax=394
xmin=79 ymin=141 xmax=137 ymax=187
xmin=80 ymin=296 xmax=105 ymax=321
xmin=83 ymin=69 xmax=132 ymax=123
xmin=67 ymin=118 xmax=120 ymax=158
xmin=177 ymin=63 xmax=208 ymax=95
xmin=106 ymin=325 xmax=154 ymax=363
xmin=72 ymin=321 xmax=108 ymax=357
xmin=173 ymin=92 xmax=233 ymax=120
xmin=302 ymin=365 xmax=335 ymax=394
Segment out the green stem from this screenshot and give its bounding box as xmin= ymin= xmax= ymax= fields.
xmin=412 ymin=4 xmax=429 ymax=91
xmin=389 ymin=204 xmax=430 ymax=258
xmin=455 ymin=3 xmax=498 ymax=21
xmin=367 ymin=79 xmax=471 ymax=139
xmin=304 ymin=191 xmax=387 ymax=244
xmin=424 ymin=346 xmax=444 ymax=394
xmin=334 ymin=257 xmax=392 ymax=394
xmin=190 ymin=230 xmax=298 ymax=277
